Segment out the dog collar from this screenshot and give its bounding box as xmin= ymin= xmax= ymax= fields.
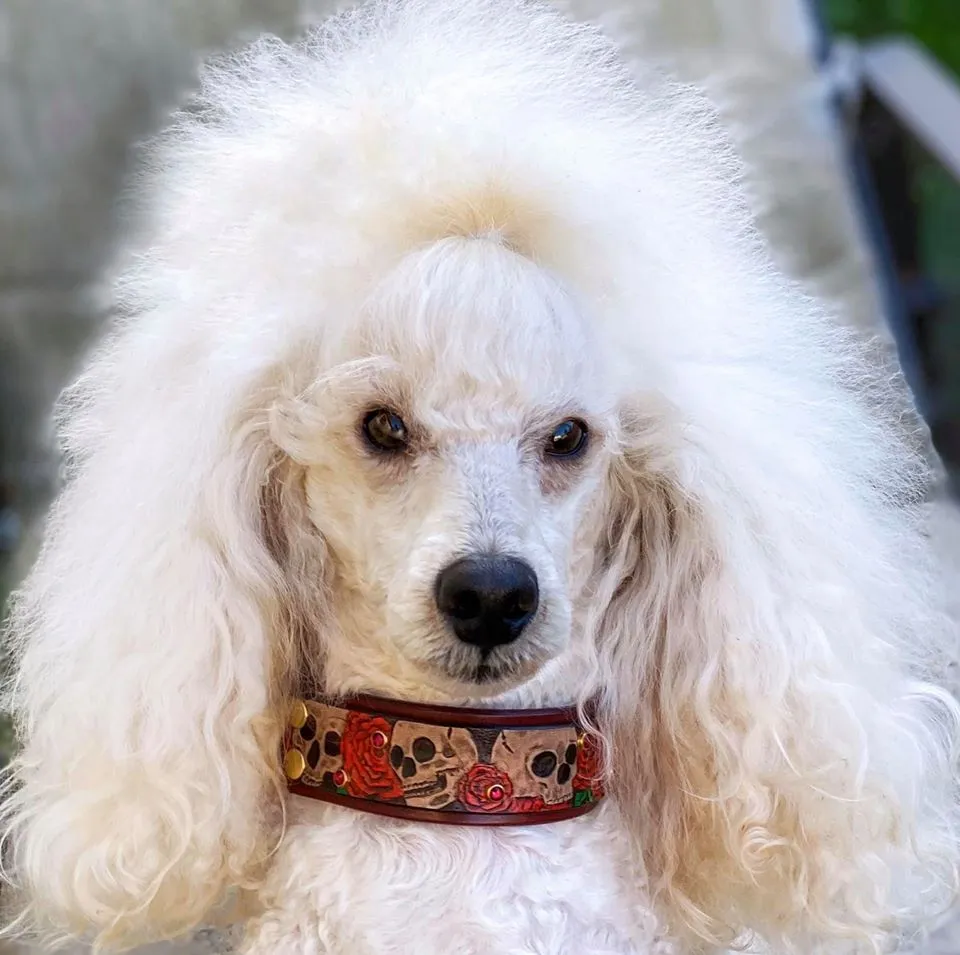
xmin=282 ymin=694 xmax=605 ymax=826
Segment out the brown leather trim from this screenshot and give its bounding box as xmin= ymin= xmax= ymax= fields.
xmin=288 ymin=782 xmax=602 ymax=826
xmin=335 ymin=693 xmax=584 ymax=729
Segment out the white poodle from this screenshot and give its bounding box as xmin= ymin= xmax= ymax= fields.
xmin=2 ymin=0 xmax=958 ymax=952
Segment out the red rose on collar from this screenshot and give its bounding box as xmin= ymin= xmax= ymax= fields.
xmin=458 ymin=763 xmax=513 ymax=812
xmin=572 ymin=732 xmax=605 ymax=799
xmin=340 ymin=712 xmax=404 ymax=801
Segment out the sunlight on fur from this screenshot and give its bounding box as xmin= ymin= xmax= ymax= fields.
xmin=1 ymin=0 xmax=958 ymax=952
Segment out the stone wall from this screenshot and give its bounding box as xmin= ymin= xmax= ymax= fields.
xmin=0 ymin=0 xmax=303 ymax=539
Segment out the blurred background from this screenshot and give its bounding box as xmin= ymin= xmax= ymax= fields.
xmin=0 ymin=0 xmax=958 ymax=952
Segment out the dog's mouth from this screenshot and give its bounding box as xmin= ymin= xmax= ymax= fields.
xmin=426 ymin=647 xmax=548 ymax=690
xmin=429 ymin=658 xmax=508 ymax=686
xmin=411 ymin=610 xmax=564 ymax=692
xmin=473 ymin=661 xmax=499 ymax=684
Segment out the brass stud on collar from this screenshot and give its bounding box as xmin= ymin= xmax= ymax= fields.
xmin=284 ymin=749 xmax=306 ymax=781
xmin=289 ymin=700 xmax=309 ymax=729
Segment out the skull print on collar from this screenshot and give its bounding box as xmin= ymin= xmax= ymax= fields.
xmin=282 ymin=694 xmax=605 ymax=826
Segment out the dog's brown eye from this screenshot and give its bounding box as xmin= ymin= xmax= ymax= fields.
xmin=362 ymin=408 xmax=408 ymax=452
xmin=546 ymin=419 xmax=588 ymax=458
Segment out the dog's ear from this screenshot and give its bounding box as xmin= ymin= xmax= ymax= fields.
xmin=594 ymin=384 xmax=959 ymax=952
xmin=0 ymin=324 xmax=327 ymax=946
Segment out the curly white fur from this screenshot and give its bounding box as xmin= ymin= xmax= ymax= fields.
xmin=2 ymin=0 xmax=958 ymax=952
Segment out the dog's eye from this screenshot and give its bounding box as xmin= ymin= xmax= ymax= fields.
xmin=545 ymin=418 xmax=588 ymax=458
xmin=362 ymin=408 xmax=408 ymax=452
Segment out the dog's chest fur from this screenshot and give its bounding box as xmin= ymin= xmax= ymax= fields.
xmin=243 ymin=803 xmax=670 ymax=955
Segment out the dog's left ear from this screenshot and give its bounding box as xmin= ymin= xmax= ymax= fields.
xmin=593 ymin=371 xmax=959 ymax=951
xmin=0 ymin=323 xmax=327 ymax=947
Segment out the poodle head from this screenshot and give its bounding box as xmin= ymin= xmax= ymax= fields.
xmin=275 ymin=238 xmax=615 ymax=700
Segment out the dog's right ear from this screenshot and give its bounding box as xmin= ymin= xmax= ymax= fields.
xmin=0 ymin=318 xmax=328 ymax=947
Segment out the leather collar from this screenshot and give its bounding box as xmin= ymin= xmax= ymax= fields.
xmin=282 ymin=694 xmax=605 ymax=826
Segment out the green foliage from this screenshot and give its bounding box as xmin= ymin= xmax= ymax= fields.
xmin=823 ymin=0 xmax=960 ymax=77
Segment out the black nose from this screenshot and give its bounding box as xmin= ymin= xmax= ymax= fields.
xmin=435 ymin=556 xmax=539 ymax=651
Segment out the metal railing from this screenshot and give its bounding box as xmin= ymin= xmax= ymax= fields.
xmin=808 ymin=0 xmax=960 ymax=492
